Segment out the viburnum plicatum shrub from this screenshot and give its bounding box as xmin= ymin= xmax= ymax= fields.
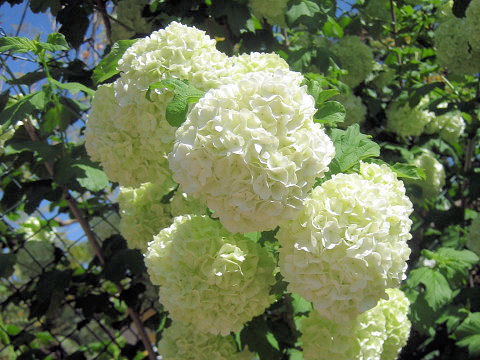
xmin=300 ymin=288 xmax=411 ymax=360
xmin=425 ymin=110 xmax=465 ymax=144
xmin=157 ymin=321 xmax=253 ymax=360
xmin=145 ymin=215 xmax=276 ymax=335
xmin=278 ymin=162 xmax=413 ymax=322
xmin=84 ymin=20 xmax=416 ymax=359
xmin=410 ymin=149 xmax=445 ymax=199
xmin=385 ymin=98 xmax=433 ymax=138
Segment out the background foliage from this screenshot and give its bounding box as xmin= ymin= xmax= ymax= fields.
xmin=0 ymin=0 xmax=479 ymax=359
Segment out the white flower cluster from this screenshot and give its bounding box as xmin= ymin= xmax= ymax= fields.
xmin=425 ymin=111 xmax=465 ymax=144
xmin=411 ymin=150 xmax=445 ymax=198
xmin=300 ymin=288 xmax=411 ymax=360
xmin=278 ymin=162 xmax=413 ymax=322
xmin=334 ymin=92 xmax=367 ymax=128
xmin=111 ymin=0 xmax=153 ymax=42
xmin=386 ymin=99 xmax=433 ymax=137
xmin=434 ymin=11 xmax=480 ymax=75
xmin=248 ymin=0 xmax=288 ymax=27
xmin=158 ymin=322 xmax=253 ymax=360
xmin=170 ymin=70 xmax=334 ymax=233
xmin=145 ymin=215 xmax=276 ymax=335
xmin=331 ymin=36 xmax=374 ymax=88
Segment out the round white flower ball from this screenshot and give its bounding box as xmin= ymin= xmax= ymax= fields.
xmin=169 ymin=70 xmax=335 ymax=233
xmin=411 ymin=150 xmax=445 ymax=198
xmin=158 ymin=321 xmax=253 ymax=360
xmin=386 ymin=100 xmax=433 ymax=137
xmin=425 ymin=111 xmax=465 ymax=144
xmin=334 ymin=92 xmax=367 ymax=128
xmin=118 ymin=182 xmax=174 ymax=252
xmin=170 ymin=189 xmax=208 ymax=217
xmin=85 ymin=84 xmax=176 ymax=187
xmin=145 ymin=215 xmax=276 ymax=335
xmin=300 ymin=288 xmax=410 ymax=360
xmin=278 ymin=162 xmax=413 ymax=322
xmin=248 ymin=0 xmax=288 ymax=27
xmin=331 ymin=36 xmax=374 ymax=88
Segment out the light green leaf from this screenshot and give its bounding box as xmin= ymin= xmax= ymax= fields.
xmin=49 ymin=78 xmax=94 ymax=96
xmin=291 ymin=293 xmax=312 ymax=315
xmin=147 ymin=79 xmax=205 ymax=127
xmin=422 ymin=248 xmax=479 ymax=283
xmin=314 ymin=101 xmax=345 ymax=124
xmin=0 ymin=36 xmax=38 ymax=53
xmin=4 ymin=141 xmax=61 ymax=162
xmin=0 ymin=91 xmax=47 ymax=131
xmin=391 ymin=162 xmax=426 ymax=180
xmin=73 ymin=163 xmax=109 ymax=192
xmin=43 ymin=33 xmax=70 ymax=52
xmin=328 ymin=124 xmax=380 ymax=174
xmin=92 ymin=39 xmax=137 ymax=84
xmin=408 ymin=267 xmax=453 ymax=311
xmin=286 ymin=0 xmax=320 ymax=24
xmin=322 ymin=16 xmax=343 ymax=38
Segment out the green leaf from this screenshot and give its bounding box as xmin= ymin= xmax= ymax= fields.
xmin=314 ymin=101 xmax=345 ymax=125
xmin=4 ymin=141 xmax=61 ymax=162
xmin=422 ymin=248 xmax=479 ymax=284
xmin=391 ymin=163 xmax=426 ymax=180
xmin=328 ymin=124 xmax=380 ymax=174
xmin=408 ymin=82 xmax=445 ymax=108
xmin=0 ymin=36 xmax=37 ymax=53
xmin=455 ymin=313 xmax=480 ymax=356
xmin=0 ymin=91 xmax=47 ymax=131
xmin=147 ymin=79 xmax=205 ymax=127
xmin=322 ymin=16 xmax=343 ymax=38
xmin=104 ymin=249 xmax=146 ymax=282
xmin=92 ymin=39 xmax=137 ymax=84
xmin=49 ymin=78 xmax=94 ymax=96
xmin=291 ymin=293 xmax=312 ymax=315
xmin=286 ymin=0 xmax=321 ymax=24
xmin=42 ymin=33 xmax=70 ymax=52
xmin=73 ymin=163 xmax=109 ymax=192
xmin=408 ymin=267 xmax=453 ymax=311
xmin=0 ymin=254 xmax=16 ymax=278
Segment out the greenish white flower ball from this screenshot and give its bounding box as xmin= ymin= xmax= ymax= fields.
xmin=170 ymin=189 xmax=208 ymax=217
xmin=331 ymin=36 xmax=374 ymax=88
xmin=85 ymin=84 xmax=175 ymax=187
xmin=411 ymin=150 xmax=445 ymax=198
xmin=334 ymin=92 xmax=367 ymax=128
xmin=145 ymin=215 xmax=276 ymax=335
xmin=248 ymin=0 xmax=288 ymax=27
xmin=278 ymin=162 xmax=413 ymax=322
xmin=425 ymin=111 xmax=465 ymax=144
xmin=300 ymin=288 xmax=410 ymax=360
xmin=158 ymin=321 xmax=253 ymax=360
xmin=169 ymin=70 xmax=335 ymax=233
xmin=118 ymin=182 xmax=174 ymax=252
xmin=466 ymin=217 xmax=480 ymax=256
xmin=386 ymin=100 xmax=433 ymax=137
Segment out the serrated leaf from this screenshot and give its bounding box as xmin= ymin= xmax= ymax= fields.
xmin=49 ymin=78 xmax=94 ymax=96
xmin=73 ymin=163 xmax=109 ymax=192
xmin=0 ymin=91 xmax=47 ymax=131
xmin=43 ymin=33 xmax=69 ymax=52
xmin=147 ymin=79 xmax=205 ymax=127
xmin=0 ymin=36 xmax=37 ymax=53
xmin=408 ymin=267 xmax=453 ymax=311
xmin=286 ymin=0 xmax=320 ymax=24
xmin=328 ymin=124 xmax=380 ymax=174
xmin=423 ymin=248 xmax=479 ymax=283
xmin=391 ymin=163 xmax=426 ymax=180
xmin=93 ymin=39 xmax=137 ymax=84
xmin=455 ymin=313 xmax=480 ymax=356
xmin=314 ymin=101 xmax=345 ymax=124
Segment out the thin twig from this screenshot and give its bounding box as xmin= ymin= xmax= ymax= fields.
xmin=15 ymin=0 xmax=29 ymax=37
xmin=389 ymin=0 xmax=402 ymax=64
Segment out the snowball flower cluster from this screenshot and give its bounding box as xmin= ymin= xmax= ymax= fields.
xmin=331 ymin=36 xmax=374 ymax=88
xmin=334 ymin=92 xmax=367 ymax=128
xmin=300 ymin=288 xmax=411 ymax=360
xmin=111 ymin=0 xmax=153 ymax=42
xmin=411 ymin=150 xmax=445 ymax=198
xmin=466 ymin=217 xmax=480 ymax=256
xmin=170 ymin=189 xmax=207 ymax=217
xmin=85 ymin=84 xmax=176 ymax=187
xmin=434 ymin=13 xmax=480 ymax=76
xmin=248 ymin=0 xmax=288 ymax=27
xmin=118 ymin=182 xmax=174 ymax=252
xmin=158 ymin=322 xmax=253 ymax=360
xmin=278 ymin=162 xmax=413 ymax=322
xmin=170 ymin=70 xmax=335 ymax=233
xmin=145 ymin=215 xmax=276 ymax=335
xmin=386 ymin=100 xmax=433 ymax=137
xmin=425 ymin=111 xmax=465 ymax=144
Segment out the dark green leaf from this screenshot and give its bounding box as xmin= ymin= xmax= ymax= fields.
xmin=314 ymin=101 xmax=345 ymax=124
xmin=0 ymin=254 xmax=16 ymax=278
xmin=391 ymin=163 xmax=426 ymax=180
xmin=93 ymin=39 xmax=137 ymax=84
xmin=322 ymin=16 xmax=343 ymax=37
xmin=286 ymin=0 xmax=321 ymax=24
xmin=147 ymin=79 xmax=205 ymax=127
xmin=57 ymin=3 xmax=90 ymax=49
xmin=0 ymin=91 xmax=47 ymax=131
xmin=290 ymin=293 xmax=312 ymax=315
xmin=408 ymin=82 xmax=445 ymax=108
xmin=422 ymin=248 xmax=479 ymax=284
xmin=408 ymin=267 xmax=453 ymax=311
xmin=328 ymin=124 xmax=380 ymax=174
xmin=4 ymin=141 xmax=61 ymax=162
xmin=104 ymin=249 xmax=145 ymax=282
